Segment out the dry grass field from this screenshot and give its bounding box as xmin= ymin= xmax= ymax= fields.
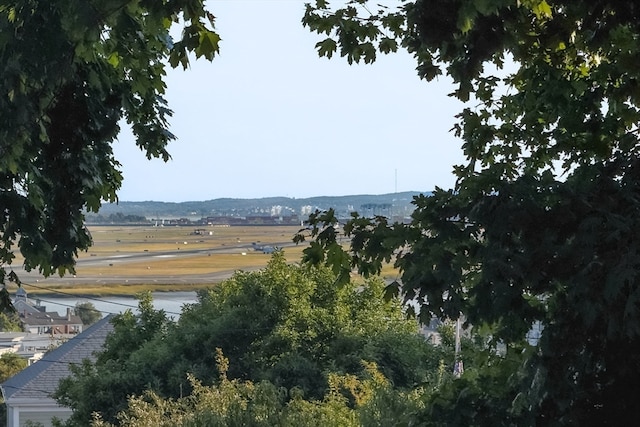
xmin=11 ymin=225 xmax=398 ymax=296
xmin=80 ymin=224 xmax=305 ymax=273
xmin=83 ymin=225 xmax=300 ymax=256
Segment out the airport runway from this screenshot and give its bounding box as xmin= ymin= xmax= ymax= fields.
xmin=11 ymin=240 xmax=298 ymax=286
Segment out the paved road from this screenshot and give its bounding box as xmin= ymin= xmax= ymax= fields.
xmin=76 ymin=240 xmax=296 ymax=267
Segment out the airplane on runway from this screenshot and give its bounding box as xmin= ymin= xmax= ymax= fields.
xmin=251 ymin=242 xmax=278 ymax=254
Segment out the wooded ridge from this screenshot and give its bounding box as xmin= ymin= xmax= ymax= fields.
xmin=91 ymin=191 xmax=426 ymax=219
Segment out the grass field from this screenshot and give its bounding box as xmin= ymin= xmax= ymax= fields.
xmin=82 ymin=224 xmax=301 ymax=256
xmin=79 ymin=224 xmax=306 ymax=274
xmin=11 ymin=225 xmax=398 ymax=296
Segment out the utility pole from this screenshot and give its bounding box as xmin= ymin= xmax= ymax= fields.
xmin=453 ymin=316 xmax=464 ymax=378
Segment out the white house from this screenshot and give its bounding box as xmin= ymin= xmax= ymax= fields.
xmin=0 ymin=315 xmax=113 ymax=427
xmin=12 ymin=288 xmax=83 ymax=335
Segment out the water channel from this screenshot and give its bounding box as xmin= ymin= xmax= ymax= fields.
xmin=29 ymin=291 xmax=199 ymax=320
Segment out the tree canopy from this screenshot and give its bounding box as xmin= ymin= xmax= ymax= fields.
xmin=56 ymin=255 xmax=446 ymax=426
xmin=298 ymin=0 xmax=640 ymax=424
xmin=0 ymin=353 xmax=27 ymax=426
xmin=74 ymin=301 xmax=102 ymax=326
xmin=0 ymin=310 xmax=21 ymax=332
xmin=0 ymin=352 xmax=26 ymax=383
xmin=86 ymin=351 xmax=423 ymax=427
xmin=0 ymin=0 xmax=219 ymax=294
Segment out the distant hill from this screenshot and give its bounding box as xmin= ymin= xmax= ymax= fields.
xmin=89 ymin=191 xmax=429 ymax=221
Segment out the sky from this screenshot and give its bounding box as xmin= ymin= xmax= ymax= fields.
xmin=112 ymin=0 xmax=466 ymax=202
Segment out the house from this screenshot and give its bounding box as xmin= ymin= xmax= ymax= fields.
xmin=0 ymin=333 xmax=51 ymax=366
xmin=0 ymin=315 xmax=114 ymax=427
xmin=12 ymin=288 xmax=83 ymax=335
xmin=0 ymin=331 xmax=82 ymax=366
xmin=19 ymin=309 xmax=83 ymax=335
xmin=12 ymin=288 xmax=44 ymax=316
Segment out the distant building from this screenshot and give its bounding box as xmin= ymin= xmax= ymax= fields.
xmin=13 ymin=289 xmax=83 ymax=335
xmin=0 ymin=332 xmax=64 ymax=365
xmin=20 ymin=309 xmax=83 ymax=335
xmin=202 ymin=215 xmax=300 ymax=226
xmin=12 ymin=288 xmax=44 ymax=316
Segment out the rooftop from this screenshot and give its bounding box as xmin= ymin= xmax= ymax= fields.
xmin=1 ymin=315 xmax=113 ymax=401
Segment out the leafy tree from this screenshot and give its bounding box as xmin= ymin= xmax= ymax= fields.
xmin=56 ymin=254 xmax=444 ymax=425
xmin=56 ymin=292 xmax=172 ymax=425
xmin=0 ymin=0 xmax=219 ymax=296
xmin=0 ymin=310 xmax=22 ymax=331
xmin=0 ymin=352 xmax=27 ymax=383
xmin=299 ymin=0 xmax=640 ymax=424
xmin=74 ymin=301 xmax=102 ymax=326
xmin=0 ymin=353 xmax=28 ymax=427
xmin=87 ymin=349 xmax=360 ymax=427
xmin=86 ymin=349 xmax=426 ymax=427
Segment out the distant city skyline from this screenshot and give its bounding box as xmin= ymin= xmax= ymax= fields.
xmin=112 ymin=1 xmax=466 ymax=203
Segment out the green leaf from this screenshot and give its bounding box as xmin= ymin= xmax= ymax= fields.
xmin=532 ymin=0 xmax=552 ymax=18
xmin=196 ymin=29 xmax=220 ymax=60
xmin=538 ymin=0 xmax=552 ymax=17
xmin=383 ymin=280 xmax=400 ymax=302
xmin=107 ymin=51 xmax=120 ymax=67
xmin=316 ymin=38 xmax=337 ymax=58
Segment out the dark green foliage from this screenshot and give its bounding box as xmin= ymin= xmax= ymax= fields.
xmin=56 ymin=292 xmax=173 ymax=425
xmin=0 ymin=310 xmax=22 ymax=331
xmin=55 ymin=255 xmax=443 ymax=425
xmin=0 ymin=0 xmax=219 ymax=297
xmin=0 ymin=352 xmax=27 ymax=383
xmin=300 ymin=1 xmax=640 ymax=424
xmin=421 ymin=346 xmax=534 ymax=427
xmin=86 ymin=344 xmax=430 ymax=427
xmin=74 ymin=302 xmax=102 ymax=326
xmin=0 ymin=353 xmax=28 ymax=427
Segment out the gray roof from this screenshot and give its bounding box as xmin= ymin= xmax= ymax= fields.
xmin=13 ymin=299 xmax=43 ymax=315
xmin=0 ymin=315 xmax=114 ymax=401
xmin=20 ymin=311 xmax=83 ymax=327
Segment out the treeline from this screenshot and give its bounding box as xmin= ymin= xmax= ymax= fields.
xmin=85 ymin=213 xmax=149 ymax=224
xmin=94 ymin=192 xmax=422 ymax=220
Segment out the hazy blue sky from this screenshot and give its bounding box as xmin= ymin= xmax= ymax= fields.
xmin=113 ymin=0 xmax=465 ymax=202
